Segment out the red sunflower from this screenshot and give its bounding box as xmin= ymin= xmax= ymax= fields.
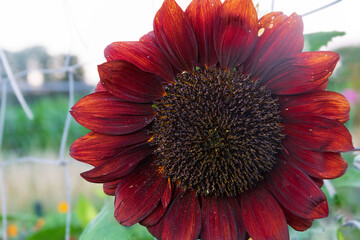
xmin=70 ymin=0 xmax=354 ymax=239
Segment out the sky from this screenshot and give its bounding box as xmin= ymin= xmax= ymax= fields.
xmin=1 ymin=0 xmax=359 ymax=84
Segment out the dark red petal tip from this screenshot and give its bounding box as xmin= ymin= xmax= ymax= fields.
xmin=71 ymin=92 xmax=155 ymax=135
xmin=282 ymin=141 xmax=348 ymax=179
xmin=262 ymin=51 xmax=340 ymax=95
xmin=114 ymin=164 xmax=167 ymax=226
xmin=140 ymin=31 xmax=157 ymax=45
xmin=104 ymin=41 xmax=174 ymax=83
xmin=69 ymin=129 xmax=151 ymax=165
xmin=241 ymin=187 xmax=289 ymax=240
xmin=244 ymin=13 xmax=304 ymax=78
xmin=103 ymin=179 xmax=122 ymax=196
xmin=140 ymin=202 xmax=167 ymax=227
xmin=98 ymin=60 xmax=164 ymax=103
xmin=95 ymin=81 xmax=106 ymax=92
xmin=281 ymin=204 xmax=313 ymax=231
xmin=154 ymin=0 xmax=198 ymax=71
xmin=214 ymin=0 xmax=258 ymax=69
xmin=283 ymin=114 xmax=354 ymax=152
xmin=281 ymin=91 xmax=350 ymax=124
xmin=147 ymin=217 xmax=165 ymax=240
xmin=80 ymin=143 xmax=154 ymax=183
xmin=267 ymin=162 xmax=329 ymax=219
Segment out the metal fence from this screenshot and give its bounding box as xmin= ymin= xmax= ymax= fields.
xmin=0 ymin=49 xmax=82 ymax=240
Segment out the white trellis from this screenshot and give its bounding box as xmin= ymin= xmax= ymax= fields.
xmin=0 ymin=49 xmax=83 ymax=240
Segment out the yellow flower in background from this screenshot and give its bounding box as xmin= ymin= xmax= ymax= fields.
xmin=34 ymin=218 xmax=46 ymax=231
xmin=57 ymin=201 xmax=69 ymax=213
xmin=7 ymin=224 xmax=18 ymax=237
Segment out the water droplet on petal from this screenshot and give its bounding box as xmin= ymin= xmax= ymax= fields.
xmin=258 ymin=28 xmax=265 ymax=37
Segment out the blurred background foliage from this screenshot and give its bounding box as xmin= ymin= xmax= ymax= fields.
xmin=0 ymin=32 xmax=360 ymax=240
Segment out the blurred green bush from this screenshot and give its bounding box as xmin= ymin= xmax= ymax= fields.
xmin=2 ymin=94 xmax=89 ymax=156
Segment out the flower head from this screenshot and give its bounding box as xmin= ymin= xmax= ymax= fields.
xmin=70 ymin=0 xmax=353 ymax=239
xmin=7 ymin=224 xmax=18 ymax=238
xmin=57 ymin=201 xmax=69 ymax=214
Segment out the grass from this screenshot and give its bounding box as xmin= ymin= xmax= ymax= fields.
xmin=2 ymin=93 xmax=89 ymax=157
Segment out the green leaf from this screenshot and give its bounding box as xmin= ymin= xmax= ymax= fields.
xmin=289 ymin=219 xmax=325 ymax=239
xmin=337 ymin=229 xmax=345 ymax=240
xmin=26 ymin=225 xmax=83 ymax=240
xmin=75 ymin=195 xmax=98 ymax=229
xmin=26 ymin=212 xmax=83 ymax=240
xmin=0 ymin=213 xmax=37 ymax=222
xmin=303 ymin=31 xmax=345 ymax=51
xmin=332 ymin=165 xmax=360 ymax=188
xmin=80 ymin=200 xmax=154 ymax=240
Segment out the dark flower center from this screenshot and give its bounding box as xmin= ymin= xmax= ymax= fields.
xmin=152 ymin=67 xmax=284 ymax=197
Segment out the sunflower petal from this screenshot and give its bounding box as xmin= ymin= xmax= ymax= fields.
xmin=244 ymin=13 xmax=303 ymax=78
xmin=162 ymin=190 xmax=201 ymax=240
xmin=114 ymin=164 xmax=166 ymax=226
xmin=281 ymin=91 xmax=350 ymax=123
xmin=147 ymin=217 xmax=164 ymax=240
xmin=282 ymin=141 xmax=348 ymax=179
xmin=185 ymin=0 xmax=221 ymax=67
xmin=154 ymin=0 xmax=198 ymax=71
xmin=161 ymin=179 xmax=172 ymax=208
xmin=70 ymin=92 xmax=155 ymax=135
xmin=70 ymin=129 xmax=151 ymax=165
xmin=266 ymin=162 xmax=329 ymax=219
xmin=201 ymin=197 xmax=239 ymax=240
xmin=105 ymin=41 xmax=174 ymax=83
xmin=227 ymin=198 xmax=246 ymax=240
xmin=214 ymin=0 xmax=258 ymax=69
xmin=140 ymin=31 xmax=157 ymax=45
xmin=281 ymin=204 xmax=313 ymax=231
xmin=103 ymin=179 xmax=122 ymax=196
xmin=95 ymin=82 xmax=106 ymax=92
xmin=80 ymin=143 xmax=154 ymax=183
xmin=98 ymin=60 xmax=164 ymax=103
xmin=241 ymin=186 xmax=289 ymax=240
xmin=140 ymin=202 xmax=167 ymax=227
xmin=311 ymin=177 xmax=324 ymax=188
xmin=283 ymin=114 xmax=353 ymax=152
xmin=262 ymin=51 xmax=339 ymax=95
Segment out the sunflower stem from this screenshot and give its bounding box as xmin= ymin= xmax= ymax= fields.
xmin=324 ymin=180 xmax=336 ymax=198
